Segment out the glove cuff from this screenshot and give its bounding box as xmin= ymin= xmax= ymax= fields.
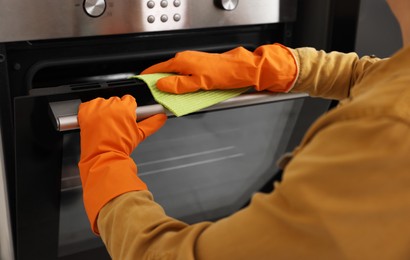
xmin=79 ymin=152 xmax=147 ymax=234
xmin=255 ymin=43 xmax=299 ymax=92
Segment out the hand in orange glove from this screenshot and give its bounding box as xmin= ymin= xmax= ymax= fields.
xmin=78 ymin=95 xmax=167 ymax=234
xmin=142 ymin=43 xmax=298 ymax=94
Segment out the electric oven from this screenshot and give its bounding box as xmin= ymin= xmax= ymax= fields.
xmin=0 ymin=0 xmax=341 ymax=259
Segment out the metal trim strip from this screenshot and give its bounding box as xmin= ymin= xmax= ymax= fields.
xmin=0 ymin=123 xmax=15 ymax=260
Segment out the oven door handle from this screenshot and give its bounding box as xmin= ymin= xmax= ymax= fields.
xmin=49 ymin=92 xmax=308 ymax=132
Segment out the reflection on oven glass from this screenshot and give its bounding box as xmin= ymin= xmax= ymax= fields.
xmin=58 ymin=100 xmax=302 ymax=257
xmin=59 ymin=134 xmax=104 ymax=257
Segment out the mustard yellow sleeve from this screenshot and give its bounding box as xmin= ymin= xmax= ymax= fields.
xmin=98 ymin=190 xmax=212 ymax=259
xmin=97 ymin=116 xmax=410 ymax=259
xmin=290 ymin=48 xmax=381 ymax=100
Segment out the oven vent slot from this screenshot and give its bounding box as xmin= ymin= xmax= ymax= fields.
xmin=107 ymin=79 xmax=140 ymax=88
xmin=70 ymin=82 xmax=102 ymax=91
xmin=29 ymin=78 xmax=145 ymax=96
xmin=68 ymin=78 xmax=141 ymax=91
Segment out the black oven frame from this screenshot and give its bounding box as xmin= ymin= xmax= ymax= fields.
xmin=3 ymin=24 xmax=297 ymax=260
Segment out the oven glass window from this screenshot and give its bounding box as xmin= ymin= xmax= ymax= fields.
xmin=58 ymin=100 xmax=303 ymax=257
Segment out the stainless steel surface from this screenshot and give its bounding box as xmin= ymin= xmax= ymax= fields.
xmin=0 ymin=125 xmax=15 ymax=260
xmin=84 ymin=0 xmax=107 ymax=17
xmin=216 ymin=0 xmax=239 ymax=11
xmin=50 ymin=92 xmax=308 ymax=131
xmin=0 ymin=0 xmax=297 ymax=42
xmin=49 ymin=99 xmax=82 ymax=132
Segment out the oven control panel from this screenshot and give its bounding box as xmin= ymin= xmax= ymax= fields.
xmin=0 ymin=0 xmax=297 ymax=42
xmin=143 ymin=0 xmax=184 ymax=25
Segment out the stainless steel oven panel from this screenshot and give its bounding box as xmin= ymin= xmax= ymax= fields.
xmin=0 ymin=0 xmax=296 ymax=42
xmin=0 ymin=124 xmax=14 ymax=260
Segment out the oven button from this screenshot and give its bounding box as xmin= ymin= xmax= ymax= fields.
xmin=160 ymin=0 xmax=168 ymax=8
xmin=83 ymin=0 xmax=107 ymax=17
xmin=173 ymin=13 xmax=181 ymax=22
xmin=147 ymin=0 xmax=155 ymax=8
xmin=147 ymin=15 xmax=156 ymax=23
xmin=173 ymin=0 xmax=181 ymax=7
xmin=160 ymin=14 xmax=168 ymax=22
xmin=214 ymin=0 xmax=238 ymax=11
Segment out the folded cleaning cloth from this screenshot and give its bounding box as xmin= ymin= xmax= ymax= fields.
xmin=133 ymin=73 xmax=249 ymax=117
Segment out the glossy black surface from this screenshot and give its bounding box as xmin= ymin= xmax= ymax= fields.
xmin=4 ymin=24 xmax=289 ymax=259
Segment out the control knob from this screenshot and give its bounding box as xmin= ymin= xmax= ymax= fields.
xmin=214 ymin=0 xmax=239 ymax=11
xmin=83 ymin=0 xmax=107 ymax=17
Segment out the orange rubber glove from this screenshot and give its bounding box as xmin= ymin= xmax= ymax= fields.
xmin=142 ymin=43 xmax=298 ymax=94
xmin=78 ymin=95 xmax=167 ymax=234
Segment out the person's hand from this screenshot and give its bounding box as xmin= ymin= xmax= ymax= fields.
xmin=78 ymin=95 xmax=166 ymax=162
xmin=142 ymin=43 xmax=298 ymax=94
xmin=78 ymin=95 xmax=167 ymax=234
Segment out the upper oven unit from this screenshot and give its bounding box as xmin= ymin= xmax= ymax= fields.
xmin=0 ymin=1 xmax=307 ymax=260
xmin=0 ymin=0 xmax=297 ymax=42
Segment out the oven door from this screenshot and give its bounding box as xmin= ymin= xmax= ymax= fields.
xmin=14 ymin=86 xmax=330 ymax=260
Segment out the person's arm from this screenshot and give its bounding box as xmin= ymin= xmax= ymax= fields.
xmin=141 ymin=44 xmax=381 ymax=101
xmin=290 ymin=47 xmax=381 ymax=100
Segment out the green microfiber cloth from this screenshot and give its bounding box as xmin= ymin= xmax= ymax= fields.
xmin=132 ymin=73 xmax=249 ymax=117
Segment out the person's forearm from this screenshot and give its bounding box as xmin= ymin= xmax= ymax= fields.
xmin=98 ymin=190 xmax=211 ymax=260
xmin=290 ymin=47 xmax=381 ymax=100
